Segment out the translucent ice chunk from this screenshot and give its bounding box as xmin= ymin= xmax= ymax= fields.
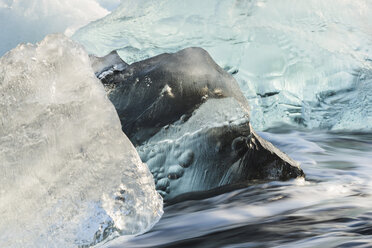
xmin=0 ymin=34 xmax=162 ymax=247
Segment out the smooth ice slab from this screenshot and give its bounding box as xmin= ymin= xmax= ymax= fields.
xmin=0 ymin=34 xmax=163 ymax=247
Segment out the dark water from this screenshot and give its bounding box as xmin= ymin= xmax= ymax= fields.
xmin=102 ymin=128 xmax=372 ymax=248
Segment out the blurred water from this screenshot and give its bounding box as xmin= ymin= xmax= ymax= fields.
xmin=103 ymin=129 xmax=372 ymax=247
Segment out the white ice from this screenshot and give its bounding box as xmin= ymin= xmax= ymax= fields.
xmin=0 ymin=34 xmax=162 ymax=247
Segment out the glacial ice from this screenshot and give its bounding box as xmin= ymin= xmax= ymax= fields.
xmin=137 ymin=97 xmax=303 ymax=201
xmin=137 ymin=97 xmax=250 ymax=199
xmin=0 ymin=34 xmax=163 ymax=247
xmin=73 ymin=0 xmax=372 ymax=131
xmin=94 ymin=46 xmax=303 ymax=201
xmin=90 ymin=50 xmax=128 ymax=79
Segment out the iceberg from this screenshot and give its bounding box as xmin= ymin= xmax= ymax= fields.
xmin=0 ymin=34 xmax=163 ymax=247
xmin=73 ymin=0 xmax=372 ymax=131
xmin=94 ymin=47 xmax=304 ymax=203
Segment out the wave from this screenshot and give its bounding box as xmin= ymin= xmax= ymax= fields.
xmin=0 ymin=34 xmax=162 ymax=247
xmin=73 ymin=0 xmax=372 ymax=131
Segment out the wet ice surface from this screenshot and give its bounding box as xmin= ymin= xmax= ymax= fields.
xmin=73 ymin=0 xmax=372 ymax=131
xmin=137 ymin=98 xmax=250 ymax=200
xmin=0 ymin=35 xmax=162 ymax=247
xmin=105 ymin=129 xmax=372 ymax=248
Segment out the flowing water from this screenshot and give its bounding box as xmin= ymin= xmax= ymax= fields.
xmin=105 ymin=128 xmax=372 ymax=247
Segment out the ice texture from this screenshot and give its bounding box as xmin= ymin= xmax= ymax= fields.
xmin=90 ymin=50 xmax=128 ymax=79
xmin=0 ymin=34 xmax=163 ymax=247
xmin=137 ymin=98 xmax=251 ymax=199
xmin=137 ymin=97 xmax=302 ymax=201
xmin=73 ymin=0 xmax=372 ymax=131
xmin=94 ymin=47 xmax=303 ymax=202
